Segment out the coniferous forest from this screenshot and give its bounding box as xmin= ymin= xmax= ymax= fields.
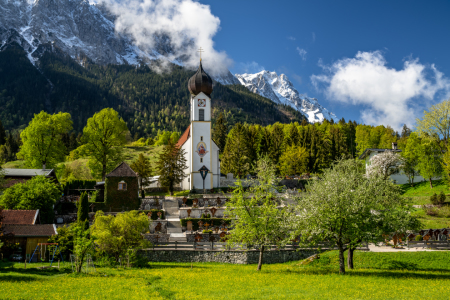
xmin=0 ymin=43 xmax=306 ymax=136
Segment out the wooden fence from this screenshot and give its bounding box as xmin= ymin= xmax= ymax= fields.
xmin=407 ymin=240 xmax=450 ymax=249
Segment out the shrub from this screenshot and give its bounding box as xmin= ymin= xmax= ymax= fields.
xmin=202 ymin=230 xmax=213 ymax=234
xmin=438 ymin=192 xmax=446 ymax=205
xmin=430 ymin=193 xmax=439 ymax=205
xmin=415 ymin=235 xmax=423 ymax=241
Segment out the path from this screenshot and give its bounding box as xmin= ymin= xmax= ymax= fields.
xmin=368 ymin=244 xmax=438 ymax=252
xmin=164 ymin=198 xmax=186 ymax=242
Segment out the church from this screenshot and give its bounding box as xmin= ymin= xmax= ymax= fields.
xmin=176 ymin=60 xmax=220 ymax=191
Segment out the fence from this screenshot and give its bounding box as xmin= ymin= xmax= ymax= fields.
xmin=147 ymin=242 xmax=369 ymax=251
xmin=407 ymin=240 xmax=450 ymax=249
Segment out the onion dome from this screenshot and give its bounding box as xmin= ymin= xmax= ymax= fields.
xmin=188 ymin=61 xmax=213 ymax=97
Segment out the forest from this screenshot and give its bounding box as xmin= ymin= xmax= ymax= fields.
xmin=0 ymin=43 xmax=305 ymax=137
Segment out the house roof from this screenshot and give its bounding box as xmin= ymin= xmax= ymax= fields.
xmin=358 ymin=148 xmax=402 ymax=160
xmin=2 ymin=224 xmax=57 ymax=237
xmin=106 ymin=162 xmax=137 ymax=177
xmin=3 ymin=169 xmax=55 ymax=177
xmin=176 ymin=125 xmax=191 ymax=148
xmin=2 ymin=210 xmax=39 ymax=225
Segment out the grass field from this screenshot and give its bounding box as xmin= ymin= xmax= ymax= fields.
xmin=1 ymin=251 xmax=450 ymax=299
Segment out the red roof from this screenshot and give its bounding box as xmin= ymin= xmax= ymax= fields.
xmin=2 ymin=224 xmax=57 ymax=237
xmin=176 ymin=125 xmax=191 ymax=147
xmin=2 ymin=210 xmax=39 ymax=225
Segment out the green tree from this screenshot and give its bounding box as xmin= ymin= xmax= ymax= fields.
xmin=81 ymin=108 xmax=128 ymax=180
xmin=401 ymin=133 xmax=420 ymax=186
xmin=224 ymin=155 xmax=290 ymax=271
xmin=0 ymin=176 xmax=61 ymax=223
xmin=17 ymin=111 xmax=73 ymax=169
xmin=221 ymin=123 xmax=251 ymax=177
xmin=77 ymin=192 xmax=89 ymax=229
xmin=91 ymin=210 xmax=150 ymax=262
xmin=71 ymin=222 xmax=93 ymax=273
xmin=415 ymin=137 xmax=443 ymax=188
xmin=416 ymin=99 xmax=450 ymax=152
xmin=47 ymin=225 xmax=74 ymax=260
xmin=213 ymin=112 xmax=228 ymax=151
xmin=293 ymin=159 xmax=418 ymax=274
xmin=0 ymin=119 xmax=5 ymax=145
xmin=278 ymin=145 xmax=309 ymax=176
xmin=130 ymin=154 xmax=152 ymax=197
xmin=156 ymin=138 xmax=188 ymax=195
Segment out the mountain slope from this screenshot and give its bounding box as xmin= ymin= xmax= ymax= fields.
xmin=235 ymin=71 xmax=337 ymax=123
xmin=0 ymin=45 xmax=306 ymax=135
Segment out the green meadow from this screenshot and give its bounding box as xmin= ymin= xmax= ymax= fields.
xmin=1 ymin=251 xmax=450 ymax=299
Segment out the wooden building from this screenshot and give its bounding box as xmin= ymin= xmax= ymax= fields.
xmin=2 ymin=168 xmax=58 ymax=188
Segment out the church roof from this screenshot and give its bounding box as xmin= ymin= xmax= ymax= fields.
xmin=188 ymin=61 xmax=213 ymax=97
xmin=177 ymin=125 xmax=191 ymax=148
xmin=106 ymin=162 xmax=137 ymax=177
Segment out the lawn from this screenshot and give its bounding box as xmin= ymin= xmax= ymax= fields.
xmin=1 ymin=251 xmax=450 ymax=299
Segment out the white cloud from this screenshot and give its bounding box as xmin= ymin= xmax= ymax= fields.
xmin=287 ymin=36 xmax=296 ymax=41
xmin=311 ymin=51 xmax=450 ymax=130
xmin=99 ymin=0 xmax=232 ymax=75
xmin=235 ymin=61 xmax=266 ymax=74
xmin=296 ymin=47 xmax=307 ymax=61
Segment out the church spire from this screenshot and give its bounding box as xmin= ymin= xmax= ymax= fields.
xmin=188 ymin=59 xmax=213 ymax=97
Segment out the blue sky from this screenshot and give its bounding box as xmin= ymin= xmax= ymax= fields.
xmin=198 ymin=0 xmax=450 ymax=130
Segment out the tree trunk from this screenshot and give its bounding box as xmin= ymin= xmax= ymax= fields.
xmin=347 ymin=247 xmax=354 ymax=269
xmin=102 ymin=163 xmax=106 ymax=181
xmin=257 ymin=245 xmax=264 ymax=271
xmin=429 ymin=178 xmax=433 ymax=189
xmin=338 ymin=244 xmax=345 ymax=275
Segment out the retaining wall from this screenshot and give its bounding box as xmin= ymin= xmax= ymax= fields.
xmin=138 ymin=249 xmax=318 ymax=264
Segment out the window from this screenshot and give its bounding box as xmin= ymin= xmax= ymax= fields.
xmin=118 ymin=181 xmax=127 ymax=190
xmin=199 ymin=109 xmax=204 ymax=121
xmin=200 ymin=158 xmax=203 ymax=163
xmin=200 ymin=136 xmax=203 ymax=141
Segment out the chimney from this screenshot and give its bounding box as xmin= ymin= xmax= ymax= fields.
xmin=392 ymin=142 xmax=398 ymax=150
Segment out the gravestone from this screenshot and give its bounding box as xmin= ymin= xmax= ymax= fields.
xmin=216 ymin=198 xmax=222 ymax=207
xmin=187 ymin=221 xmax=193 ymax=232
xmin=157 ymin=211 xmax=162 ymax=219
xmin=187 ymin=209 xmax=192 ymax=217
xmin=155 ymin=222 xmax=162 ymax=233
xmin=198 ymin=220 xmax=204 ymax=231
xmin=193 ymin=199 xmax=199 ymax=207
xmin=182 ymin=197 xmax=187 ymax=206
xmin=210 ymin=207 xmax=217 ymax=218
xmin=214 ymin=226 xmax=219 ymax=234
xmin=145 ymin=204 xmax=151 ymax=210
xmin=195 ymin=234 xmax=202 ymax=242
xmin=227 ymin=173 xmax=233 ymax=180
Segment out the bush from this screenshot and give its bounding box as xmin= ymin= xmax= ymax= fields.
xmin=439 ymin=192 xmax=446 ymax=205
xmin=415 ymin=235 xmax=423 ymax=241
xmin=430 ymin=193 xmax=439 ymax=205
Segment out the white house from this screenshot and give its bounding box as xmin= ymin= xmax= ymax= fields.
xmin=358 ymin=142 xmax=435 ymax=185
xmin=176 ymin=60 xmax=220 ymax=191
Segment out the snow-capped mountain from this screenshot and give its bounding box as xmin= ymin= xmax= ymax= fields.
xmin=235 ymin=71 xmax=337 ymax=123
xmin=0 ymin=0 xmax=163 ymax=65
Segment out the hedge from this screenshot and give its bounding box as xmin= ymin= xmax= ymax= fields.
xmin=62 ymin=179 xmax=97 ymax=195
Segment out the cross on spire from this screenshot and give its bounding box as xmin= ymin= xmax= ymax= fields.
xmin=197 ymin=47 xmax=204 ymax=61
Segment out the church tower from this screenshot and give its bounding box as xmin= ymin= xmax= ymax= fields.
xmin=177 ymin=60 xmax=220 ymax=191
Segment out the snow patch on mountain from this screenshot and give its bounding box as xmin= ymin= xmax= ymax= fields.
xmin=235 ymin=71 xmax=337 ymax=123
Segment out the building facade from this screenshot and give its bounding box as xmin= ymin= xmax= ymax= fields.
xmin=177 ymin=61 xmax=220 ymax=191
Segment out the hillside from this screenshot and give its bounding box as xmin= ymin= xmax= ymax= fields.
xmin=0 ymin=44 xmax=306 ymax=136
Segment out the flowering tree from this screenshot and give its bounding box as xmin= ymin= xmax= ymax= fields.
xmin=366 ymin=151 xmax=403 ymax=180
xmin=293 ymin=159 xmax=419 ymax=274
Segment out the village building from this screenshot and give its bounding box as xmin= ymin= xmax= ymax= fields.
xmin=176 ymin=60 xmax=220 ymax=191
xmin=103 ymin=162 xmax=139 ymax=210
xmin=359 ymin=142 xmax=438 ymax=184
xmin=2 ymin=168 xmax=58 ymax=189
xmin=1 ymin=209 xmax=57 ymax=259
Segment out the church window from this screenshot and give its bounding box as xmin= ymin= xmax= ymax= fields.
xmin=201 ymin=136 xmax=203 ymax=141
xmin=118 ymin=181 xmax=127 ymax=190
xmin=199 ymin=109 xmax=204 ymax=121
xmin=200 ymin=158 xmax=203 ymax=163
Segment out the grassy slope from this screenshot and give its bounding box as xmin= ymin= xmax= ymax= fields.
xmin=399 ymin=180 xmax=450 ymax=228
xmin=1 ymin=251 xmax=450 ymax=299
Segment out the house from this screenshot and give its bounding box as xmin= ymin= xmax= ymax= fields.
xmin=2 ymin=168 xmax=59 ymax=188
xmin=1 ymin=210 xmax=57 ymax=258
xmin=358 ymin=142 xmax=436 ymax=185
xmin=103 ymin=162 xmax=139 ymax=211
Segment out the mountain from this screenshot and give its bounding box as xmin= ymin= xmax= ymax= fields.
xmin=235 ymin=71 xmax=337 ymax=123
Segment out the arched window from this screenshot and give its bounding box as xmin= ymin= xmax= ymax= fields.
xmin=118 ymin=181 xmax=127 ymax=190
xmin=199 ymin=109 xmax=204 ymax=121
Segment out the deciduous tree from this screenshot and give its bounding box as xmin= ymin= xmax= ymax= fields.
xmin=416 ymin=99 xmax=450 ymax=151
xmin=366 ymin=151 xmax=403 ymax=181
xmin=130 ymin=154 xmax=152 ymax=197
xmin=278 ymin=145 xmax=309 ymax=176
xmin=81 ymin=108 xmax=128 ymax=180
xmin=17 ymin=111 xmax=73 ymax=169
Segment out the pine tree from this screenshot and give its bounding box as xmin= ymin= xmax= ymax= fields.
xmin=0 ymin=119 xmax=5 ymax=145
xmin=401 ymin=124 xmax=411 ymax=138
xmin=221 ymin=123 xmax=251 ymax=177
xmin=77 ymin=192 xmax=89 ymax=229
xmin=213 ymin=112 xmax=228 ymax=151
xmin=130 ymin=153 xmax=152 ymax=197
xmin=156 ymin=138 xmax=188 ymax=195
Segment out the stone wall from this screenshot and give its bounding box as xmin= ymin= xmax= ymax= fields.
xmin=139 ymin=249 xmax=318 ymax=264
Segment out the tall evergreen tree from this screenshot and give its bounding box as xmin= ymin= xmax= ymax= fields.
xmin=221 ymin=123 xmax=251 ymax=177
xmin=213 ymin=112 xmax=228 ymax=151
xmin=0 ymin=119 xmax=6 ymax=145
xmin=156 ymin=138 xmax=188 ymax=195
xmin=77 ymin=192 xmax=89 ymax=229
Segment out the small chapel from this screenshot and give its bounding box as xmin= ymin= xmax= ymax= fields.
xmin=176 ymin=60 xmax=220 ymax=191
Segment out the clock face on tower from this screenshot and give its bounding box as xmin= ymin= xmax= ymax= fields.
xmin=198 ymin=99 xmax=206 ymax=107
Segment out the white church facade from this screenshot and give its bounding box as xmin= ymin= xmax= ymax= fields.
xmin=176 ymin=61 xmax=220 ymax=191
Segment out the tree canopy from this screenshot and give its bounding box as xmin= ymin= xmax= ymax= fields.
xmin=156 ymin=138 xmax=188 ymax=195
